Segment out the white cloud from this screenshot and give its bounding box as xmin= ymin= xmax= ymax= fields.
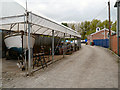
xmin=15 ymin=0 xmax=117 ymax=23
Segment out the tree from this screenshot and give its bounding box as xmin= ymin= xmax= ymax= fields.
xmin=61 ymin=23 xmax=68 ymax=27
xmin=101 ymin=20 xmax=113 ymax=29
xmin=61 ymin=19 xmax=116 ymax=40
xmin=90 ymin=19 xmax=101 ymax=32
xmin=111 ymin=21 xmax=117 ymax=32
xmin=84 ymin=21 xmax=90 ymax=32
xmin=71 ymin=24 xmax=75 ymax=30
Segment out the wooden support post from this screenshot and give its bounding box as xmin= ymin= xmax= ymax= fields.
xmin=108 ymin=1 xmax=111 ymax=50
xmin=52 ymin=30 xmax=54 ymax=62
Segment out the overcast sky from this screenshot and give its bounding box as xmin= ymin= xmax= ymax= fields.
xmin=15 ymin=0 xmax=117 ymax=23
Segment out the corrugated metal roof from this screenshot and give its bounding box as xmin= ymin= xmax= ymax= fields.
xmin=0 ymin=0 xmax=25 ymax=18
xmin=0 ymin=0 xmax=81 ymax=38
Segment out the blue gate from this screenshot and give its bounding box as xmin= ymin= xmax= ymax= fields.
xmin=93 ymin=39 xmax=109 ymax=48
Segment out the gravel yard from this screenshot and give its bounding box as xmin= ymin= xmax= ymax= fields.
xmin=2 ymin=44 xmax=118 ymax=88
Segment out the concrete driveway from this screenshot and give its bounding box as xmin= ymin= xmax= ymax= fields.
xmin=2 ymin=44 xmax=118 ymax=88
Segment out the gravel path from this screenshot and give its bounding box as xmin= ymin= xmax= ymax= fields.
xmin=2 ymin=44 xmax=118 ymax=88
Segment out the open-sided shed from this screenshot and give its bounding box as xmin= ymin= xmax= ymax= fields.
xmin=0 ymin=0 xmax=81 ymax=74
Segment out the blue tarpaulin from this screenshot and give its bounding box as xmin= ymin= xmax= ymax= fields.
xmin=93 ymin=39 xmax=109 ymax=48
xmin=85 ymin=39 xmax=87 ymax=42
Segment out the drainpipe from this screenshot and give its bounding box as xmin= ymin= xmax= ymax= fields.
xmin=117 ymin=2 xmax=120 ymax=56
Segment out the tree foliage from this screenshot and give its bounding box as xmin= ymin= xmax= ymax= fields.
xmin=71 ymin=24 xmax=75 ymax=30
xmin=111 ymin=21 xmax=117 ymax=32
xmin=61 ymin=23 xmax=68 ymax=27
xmin=62 ymin=19 xmax=116 ymax=40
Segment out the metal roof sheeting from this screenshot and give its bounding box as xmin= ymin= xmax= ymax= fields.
xmin=0 ymin=0 xmax=25 ymax=18
xmin=0 ymin=1 xmax=81 ymax=38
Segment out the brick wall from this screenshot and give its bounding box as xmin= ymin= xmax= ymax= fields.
xmin=111 ymin=35 xmax=117 ymax=54
xmin=87 ymin=29 xmax=120 ymax=55
xmin=92 ymin=30 xmax=109 ymax=40
xmin=87 ymin=30 xmax=109 ymax=45
xmin=110 ymin=35 xmax=120 ymax=55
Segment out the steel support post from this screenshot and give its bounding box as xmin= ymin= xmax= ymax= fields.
xmin=28 ymin=23 xmax=31 ymax=75
xmin=0 ymin=30 xmax=2 ymax=86
xmin=52 ymin=30 xmax=54 ymax=62
xmin=78 ymin=37 xmax=81 ymax=48
xmin=63 ymin=33 xmax=65 ymax=58
xmin=77 ymin=37 xmax=79 ymax=48
xmin=23 ymin=14 xmax=28 ymax=74
xmin=79 ymin=38 xmax=81 ymax=48
xmin=70 ymin=35 xmax=72 ymax=52
xmin=74 ymin=36 xmax=75 ymax=51
xmin=0 ymin=31 xmax=2 ymax=59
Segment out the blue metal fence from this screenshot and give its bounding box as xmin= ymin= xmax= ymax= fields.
xmin=93 ymin=39 xmax=109 ymax=48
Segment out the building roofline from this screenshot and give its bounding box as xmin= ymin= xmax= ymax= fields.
xmin=90 ymin=29 xmax=115 ymax=36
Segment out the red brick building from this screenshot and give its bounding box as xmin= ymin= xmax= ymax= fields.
xmin=87 ymin=28 xmax=120 ymax=55
xmin=87 ymin=28 xmax=115 ymax=45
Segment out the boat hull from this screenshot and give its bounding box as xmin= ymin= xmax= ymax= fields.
xmin=4 ymin=34 xmax=35 ymax=50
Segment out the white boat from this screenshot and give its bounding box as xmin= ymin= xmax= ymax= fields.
xmin=4 ymin=33 xmax=35 ymax=50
